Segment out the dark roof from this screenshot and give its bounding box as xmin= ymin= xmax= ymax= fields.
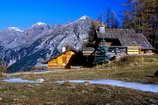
xmin=82 ymin=47 xmax=95 ymax=51
xmin=97 ymin=29 xmax=153 ymax=50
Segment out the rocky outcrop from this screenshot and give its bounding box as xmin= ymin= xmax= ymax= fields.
xmin=0 ymin=16 xmax=95 ymax=72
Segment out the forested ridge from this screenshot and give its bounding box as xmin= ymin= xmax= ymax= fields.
xmin=123 ymin=0 xmax=158 ymax=49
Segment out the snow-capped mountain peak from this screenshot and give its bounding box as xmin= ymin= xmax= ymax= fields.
xmin=8 ymin=27 xmax=24 ymax=32
xmin=32 ymin=22 xmax=47 ymax=27
xmin=79 ymin=16 xmax=89 ymax=20
xmin=36 ymin=22 xmax=47 ymax=25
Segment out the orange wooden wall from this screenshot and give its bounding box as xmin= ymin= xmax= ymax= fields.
xmin=48 ymin=51 xmax=75 ymax=69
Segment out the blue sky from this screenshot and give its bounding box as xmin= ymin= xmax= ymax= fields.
xmin=0 ymin=0 xmax=126 ymax=29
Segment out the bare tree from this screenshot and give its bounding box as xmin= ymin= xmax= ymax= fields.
xmin=97 ymin=8 xmax=120 ymax=28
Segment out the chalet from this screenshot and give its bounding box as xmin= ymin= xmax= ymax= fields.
xmin=44 ymin=27 xmax=154 ymax=69
xmin=81 ymin=28 xmax=154 ymax=65
xmin=96 ymin=29 xmax=154 ymax=55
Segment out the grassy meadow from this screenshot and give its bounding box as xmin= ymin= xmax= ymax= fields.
xmin=0 ymin=54 xmax=158 ymax=105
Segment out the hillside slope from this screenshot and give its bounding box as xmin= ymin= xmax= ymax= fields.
xmin=0 ymin=16 xmax=95 ymax=72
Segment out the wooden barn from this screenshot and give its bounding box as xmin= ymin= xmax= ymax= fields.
xmin=46 ymin=50 xmax=76 ymax=69
xmin=96 ymin=29 xmax=154 ymax=55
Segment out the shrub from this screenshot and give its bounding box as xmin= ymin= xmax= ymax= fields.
xmin=118 ymin=56 xmax=143 ymax=66
xmin=0 ymin=59 xmax=7 ymax=74
xmin=92 ymin=21 xmax=101 ymax=30
xmin=154 ymin=71 xmax=158 ymax=77
xmin=95 ymin=56 xmax=144 ymax=69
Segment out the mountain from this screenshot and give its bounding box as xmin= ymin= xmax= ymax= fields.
xmin=0 ymin=16 xmax=95 ymax=72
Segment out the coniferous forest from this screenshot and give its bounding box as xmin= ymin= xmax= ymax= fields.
xmin=123 ymin=0 xmax=158 ymax=49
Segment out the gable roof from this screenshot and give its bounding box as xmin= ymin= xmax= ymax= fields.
xmin=97 ymin=29 xmax=153 ymax=50
xmin=43 ymin=50 xmax=77 ymax=64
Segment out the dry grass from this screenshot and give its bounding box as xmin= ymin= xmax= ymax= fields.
xmin=9 ymin=55 xmax=158 ymax=84
xmin=0 ymin=71 xmax=6 ymax=79
xmin=0 ymin=54 xmax=158 ymax=105
xmin=0 ymin=82 xmax=158 ymax=105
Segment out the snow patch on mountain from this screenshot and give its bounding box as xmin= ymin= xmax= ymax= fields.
xmin=79 ymin=16 xmax=89 ymax=20
xmin=32 ymin=22 xmax=47 ymax=27
xmin=8 ymin=27 xmax=24 ymax=32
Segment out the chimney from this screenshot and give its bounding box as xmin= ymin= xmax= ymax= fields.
xmin=99 ymin=24 xmax=105 ymax=33
xmin=62 ymin=46 xmax=66 ymax=52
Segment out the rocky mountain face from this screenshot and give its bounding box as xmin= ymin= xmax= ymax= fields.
xmin=0 ymin=16 xmax=95 ymax=72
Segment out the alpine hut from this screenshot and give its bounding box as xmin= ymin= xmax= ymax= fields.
xmin=96 ymin=29 xmax=154 ymax=55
